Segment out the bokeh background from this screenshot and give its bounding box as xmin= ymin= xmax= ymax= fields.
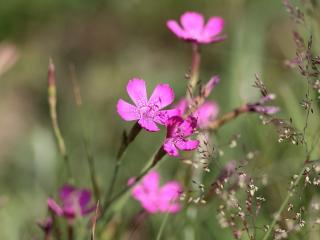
xmin=0 ymin=0 xmax=319 ymax=239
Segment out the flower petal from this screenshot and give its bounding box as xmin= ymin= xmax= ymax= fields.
xmin=63 ymin=207 xmax=76 ymax=219
xmin=251 ymin=105 xmax=280 ymax=115
xmin=167 ymin=20 xmax=188 ymax=39
xmin=117 ymin=99 xmax=140 ymax=121
xmin=148 ymin=83 xmax=175 ymax=109
xmin=175 ymin=139 xmax=199 ymax=151
xmin=138 ymin=117 xmax=160 ymax=132
xmin=202 ymin=17 xmax=224 ymax=40
xmin=201 ymin=35 xmax=226 ymax=44
xmin=132 ymin=171 xmax=159 ymax=206
xmin=195 ymin=101 xmax=219 ymax=129
xmin=201 ymin=76 xmax=220 ymax=98
xmin=162 ymin=203 xmax=181 ymax=213
xmin=127 ymin=177 xmax=136 ymax=186
xmin=126 ymin=78 xmax=148 ymax=107
xmin=59 ymin=185 xmax=75 ymax=203
xmin=132 ymin=185 xmax=148 ymax=202
xmin=47 ymin=198 xmax=64 ymax=216
xmin=78 ymin=189 xmax=91 ymax=210
xmin=174 ymin=98 xmax=188 ymax=117
xmin=142 ymin=170 xmax=160 ymax=192
xmin=179 ymin=116 xmax=197 ymax=137
xmin=181 ymin=12 xmax=204 ymax=36
xmin=141 ymin=199 xmax=159 ymax=213
xmin=160 ymin=182 xmax=182 ymax=200
xmin=159 ymin=182 xmax=182 ymax=213
xmin=164 ymin=138 xmax=179 ymax=156
xmin=166 ymin=116 xmax=184 ymax=138
xmin=153 ymin=109 xmax=180 ymax=125
xmin=82 ymin=205 xmax=96 ymax=215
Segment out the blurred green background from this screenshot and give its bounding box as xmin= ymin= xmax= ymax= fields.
xmin=0 ymin=0 xmax=319 ymax=239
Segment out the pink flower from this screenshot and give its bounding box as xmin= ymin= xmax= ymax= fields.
xmin=175 ymin=99 xmax=219 ymax=129
xmin=195 ymin=102 xmax=219 ymax=128
xmin=248 ymin=94 xmax=280 ymax=115
xmin=163 ymin=116 xmax=199 ymax=156
xmin=167 ymin=12 xmax=224 ymax=44
xmin=131 ymin=170 xmax=182 ymax=213
xmin=117 ymin=78 xmax=178 ymax=132
xmin=47 ymin=185 xmax=95 ymax=220
xmin=200 ymin=76 xmax=220 ymax=98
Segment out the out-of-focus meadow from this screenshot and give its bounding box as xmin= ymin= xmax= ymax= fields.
xmin=0 ymin=0 xmax=320 ymax=239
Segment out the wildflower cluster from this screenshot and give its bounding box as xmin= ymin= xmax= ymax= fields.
xmin=38 ymin=5 xmax=320 ymax=240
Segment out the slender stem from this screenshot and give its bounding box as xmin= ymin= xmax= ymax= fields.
xmin=48 ymin=59 xmax=73 ymax=183
xmin=186 ymin=43 xmax=201 ymax=101
xmin=69 ymin=65 xmax=100 ymax=201
xmin=261 ymin=166 xmax=306 ymax=240
xmin=207 ymin=104 xmax=250 ymax=130
xmin=129 ymin=209 xmax=148 ymax=239
xmin=44 ymin=232 xmax=51 ymax=240
xmin=91 ymin=201 xmax=99 ymax=240
xmin=83 ymin=138 xmax=100 ymax=202
xmin=49 ymin=210 xmax=61 ymax=240
xmin=156 ymin=211 xmax=170 ymax=240
xmin=103 ymin=122 xmax=142 ymax=207
xmin=67 ymin=223 xmax=74 ymax=240
xmin=99 ymin=147 xmax=166 ymax=219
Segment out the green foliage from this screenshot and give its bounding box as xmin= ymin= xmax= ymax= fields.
xmin=0 ymin=0 xmax=319 ymax=239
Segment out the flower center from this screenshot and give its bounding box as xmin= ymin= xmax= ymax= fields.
xmin=139 ymin=103 xmax=159 ymax=119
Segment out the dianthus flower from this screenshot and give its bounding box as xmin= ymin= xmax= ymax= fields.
xmin=175 ymin=99 xmax=219 ymax=129
xmin=167 ymin=11 xmax=224 ymax=44
xmin=47 ymin=185 xmax=95 ymax=220
xmin=117 ymin=78 xmax=178 ymax=132
xmin=163 ymin=116 xmax=199 ymax=156
xmin=130 ymin=170 xmax=182 ymax=213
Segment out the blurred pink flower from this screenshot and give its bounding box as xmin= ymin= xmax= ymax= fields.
xmin=47 ymin=185 xmax=95 ymax=220
xmin=201 ymin=76 xmax=220 ymax=98
xmin=195 ymin=102 xmax=219 ymax=128
xmin=131 ymin=170 xmax=182 ymax=213
xmin=175 ymin=99 xmax=219 ymax=129
xmin=167 ymin=12 xmax=225 ymax=44
xmin=127 ymin=177 xmax=136 ymax=186
xmin=248 ymin=94 xmax=280 ymax=115
xmin=164 ymin=116 xmax=199 ymax=156
xmin=117 ymin=78 xmax=178 ymax=132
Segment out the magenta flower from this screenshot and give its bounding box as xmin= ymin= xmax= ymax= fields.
xmin=195 ymin=102 xmax=219 ymax=128
xmin=47 ymin=185 xmax=95 ymax=220
xmin=117 ymin=78 xmax=178 ymax=132
xmin=131 ymin=170 xmax=182 ymax=213
xmin=167 ymin=11 xmax=224 ymax=44
xmin=164 ymin=116 xmax=199 ymax=156
xmin=175 ymin=99 xmax=219 ymax=129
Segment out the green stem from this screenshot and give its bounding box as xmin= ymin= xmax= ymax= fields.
xmin=99 ymin=147 xmax=166 ymax=220
xmin=186 ymin=43 xmax=201 ymax=101
xmin=67 ymin=223 xmax=74 ymax=240
xmin=49 ymin=210 xmax=61 ymax=240
xmin=103 ymin=122 xmax=142 ymax=208
xmin=83 ymin=138 xmax=100 ymax=202
xmin=156 ymin=212 xmax=170 ymax=240
xmin=69 ymin=65 xmax=100 ymax=200
xmin=48 ymin=60 xmax=73 ymax=183
xmin=261 ymin=166 xmax=306 ymax=240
